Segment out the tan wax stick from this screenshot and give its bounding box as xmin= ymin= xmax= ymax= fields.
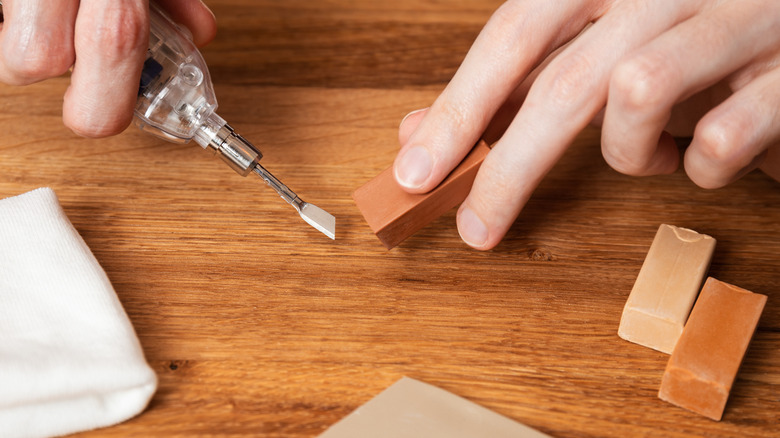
xmin=318 ymin=377 xmax=551 ymax=438
xmin=658 ymin=277 xmax=766 ymax=421
xmin=618 ymin=224 xmax=716 ymax=353
xmin=353 ymin=140 xmax=490 ymax=249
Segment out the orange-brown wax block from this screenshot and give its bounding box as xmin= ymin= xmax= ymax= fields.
xmin=353 ymin=140 xmax=490 ymax=249
xmin=618 ymin=224 xmax=716 ymax=353
xmin=658 ymin=277 xmax=766 ymax=421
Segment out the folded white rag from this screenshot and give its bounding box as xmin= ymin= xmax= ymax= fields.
xmin=0 ymin=188 xmax=157 ymax=438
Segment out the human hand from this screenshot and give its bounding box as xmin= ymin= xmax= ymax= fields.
xmin=0 ymin=0 xmax=216 ymax=137
xmin=394 ymin=0 xmax=780 ymax=250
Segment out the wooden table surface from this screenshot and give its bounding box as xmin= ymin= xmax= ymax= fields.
xmin=1 ymin=1 xmax=778 ymax=436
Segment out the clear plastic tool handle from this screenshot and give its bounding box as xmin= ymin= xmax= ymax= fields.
xmin=134 ymin=2 xmax=218 ymax=144
xmin=134 ymin=3 xmax=263 ymax=176
xmin=132 ymin=2 xmax=336 ymax=238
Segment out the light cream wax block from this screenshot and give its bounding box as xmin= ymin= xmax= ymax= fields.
xmin=618 ymin=224 xmax=716 ymax=354
xmin=318 ymin=377 xmax=550 ymax=438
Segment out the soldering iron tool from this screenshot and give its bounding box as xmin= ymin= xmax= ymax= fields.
xmin=0 ymin=1 xmax=336 ymax=239
xmin=136 ymin=2 xmax=335 ymax=239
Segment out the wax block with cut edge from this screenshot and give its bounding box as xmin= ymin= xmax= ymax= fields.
xmin=353 ymin=140 xmax=489 ymax=249
xmin=658 ymin=277 xmax=766 ymax=421
xmin=318 ymin=377 xmax=551 ymax=438
xmin=618 ymin=224 xmax=716 ymax=353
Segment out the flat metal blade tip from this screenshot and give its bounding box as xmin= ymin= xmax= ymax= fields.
xmin=299 ymin=202 xmax=336 ymax=239
xmin=251 ymin=164 xmax=335 ymax=239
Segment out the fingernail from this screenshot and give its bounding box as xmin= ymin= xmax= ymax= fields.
xmin=399 ymin=107 xmax=428 ymax=129
xmin=458 ymin=207 xmax=488 ymax=248
xmin=395 ymin=146 xmax=432 ymax=189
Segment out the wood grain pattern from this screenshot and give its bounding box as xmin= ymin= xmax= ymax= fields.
xmin=0 ymin=1 xmax=778 ymax=436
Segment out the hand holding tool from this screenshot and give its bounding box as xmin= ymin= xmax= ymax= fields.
xmin=136 ymin=2 xmax=335 ymax=239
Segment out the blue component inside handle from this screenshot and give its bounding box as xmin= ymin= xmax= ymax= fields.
xmin=138 ymin=56 xmax=163 ymax=96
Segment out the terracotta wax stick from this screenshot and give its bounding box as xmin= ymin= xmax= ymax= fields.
xmin=618 ymin=224 xmax=716 ymax=353
xmin=353 ymin=140 xmax=490 ymax=249
xmin=658 ymin=277 xmax=766 ymax=421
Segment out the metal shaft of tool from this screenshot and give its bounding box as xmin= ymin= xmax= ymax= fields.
xmin=252 ymin=164 xmax=336 ymax=239
xmin=199 ymin=120 xmax=301 ymax=209
xmin=193 ymin=116 xmax=336 ymax=238
xmin=252 ymin=164 xmax=303 ymax=212
xmin=209 ymin=127 xmax=336 ymax=239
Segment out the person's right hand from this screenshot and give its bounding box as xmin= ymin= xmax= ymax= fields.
xmin=0 ymin=0 xmax=217 ymax=137
xmin=394 ymin=0 xmax=780 ymax=251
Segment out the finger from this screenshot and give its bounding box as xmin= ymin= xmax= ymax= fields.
xmin=480 ymin=46 xmax=555 ymax=145
xmin=397 ymin=35 xmax=576 ymax=148
xmin=398 ymin=90 xmax=524 ymax=148
xmin=62 ymin=0 xmax=149 ymax=138
xmin=398 ymin=108 xmax=428 ymax=146
xmin=0 ymin=0 xmax=78 ymax=85
xmin=155 ymin=0 xmax=217 ymax=47
xmin=602 ymin=0 xmax=780 ymax=177
xmin=393 ymin=0 xmax=595 ymax=194
xmin=685 ymin=64 xmax=780 ymax=188
xmin=456 ymin=1 xmax=701 ymax=250
xmin=397 ymin=78 xmax=527 ymax=148
xmin=398 ymin=75 xmax=533 ymax=152
xmin=399 ymin=64 xmax=540 ymax=147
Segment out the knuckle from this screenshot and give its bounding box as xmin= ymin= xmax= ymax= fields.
xmin=432 ymin=90 xmax=482 ymax=140
xmin=77 ymin=5 xmax=148 ymax=58
xmin=611 ymin=53 xmax=676 ymax=110
xmin=481 ymin=148 xmax=530 ymax=201
xmin=480 ymin=1 xmax=531 ymax=61
xmin=542 ymin=51 xmax=598 ymax=108
xmin=438 ymin=99 xmax=472 ymax=130
xmin=2 ymin=39 xmax=73 ymax=84
xmin=485 ymin=2 xmax=525 ymax=40
xmin=694 ymin=115 xmax=752 ymax=164
xmin=687 ymin=111 xmax=760 ymax=189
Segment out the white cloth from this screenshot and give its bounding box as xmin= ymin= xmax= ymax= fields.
xmin=0 ymin=188 xmax=157 ymax=438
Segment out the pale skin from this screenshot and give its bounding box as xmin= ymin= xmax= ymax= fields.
xmin=2 ymin=1 xmax=778 ymax=251
xmin=394 ymin=0 xmax=780 ymax=250
xmin=0 ymin=0 xmax=217 ymax=137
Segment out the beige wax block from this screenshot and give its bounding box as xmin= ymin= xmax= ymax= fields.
xmin=318 ymin=377 xmax=550 ymax=438
xmin=618 ymin=224 xmax=716 ymax=353
xmin=658 ymin=277 xmax=767 ymax=420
